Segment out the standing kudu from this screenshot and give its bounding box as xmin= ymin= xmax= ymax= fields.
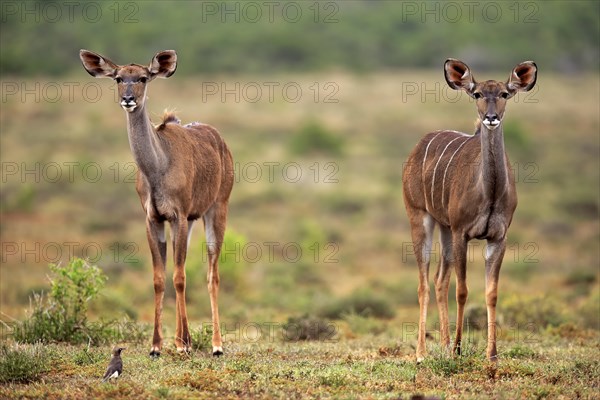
xmin=402 ymin=59 xmax=537 ymax=361
xmin=80 ymin=50 xmax=234 ymax=357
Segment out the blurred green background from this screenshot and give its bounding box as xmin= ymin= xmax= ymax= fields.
xmin=1 ymin=0 xmax=598 ymax=338
xmin=1 ymin=1 xmax=598 ymax=75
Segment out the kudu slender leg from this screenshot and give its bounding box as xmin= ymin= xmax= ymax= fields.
xmin=147 ymin=219 xmax=167 ymax=357
xmin=434 ymin=225 xmax=453 ymax=349
xmin=485 ymin=238 xmax=505 ymax=361
xmin=452 ymin=233 xmax=468 ymax=355
xmin=408 ymin=212 xmax=435 ymax=362
xmin=204 ymin=204 xmax=228 ymax=356
xmin=172 ymin=217 xmax=191 ymax=352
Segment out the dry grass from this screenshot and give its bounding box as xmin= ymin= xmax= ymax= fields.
xmin=0 ymin=328 xmax=598 ymax=399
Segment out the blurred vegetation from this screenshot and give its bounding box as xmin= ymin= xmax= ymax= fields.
xmin=319 ymin=288 xmax=396 ymax=319
xmin=289 ymin=120 xmax=345 ymax=156
xmin=186 ymin=229 xmax=249 ymax=295
xmin=342 ymin=312 xmax=388 ymax=335
xmin=501 ymin=293 xmax=566 ymax=330
xmin=283 ymin=314 xmax=336 ymax=341
xmin=0 ymin=1 xmax=598 ymax=76
xmin=1 ymin=69 xmax=597 ymax=339
xmin=1 ymin=67 xmax=598 ymax=345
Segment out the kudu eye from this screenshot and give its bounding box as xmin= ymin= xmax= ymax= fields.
xmin=139 ymin=77 xmax=147 ymax=83
xmin=115 ymin=77 xmax=123 ymax=84
xmin=500 ymin=92 xmax=509 ymax=99
xmin=473 ymin=92 xmax=482 ymax=99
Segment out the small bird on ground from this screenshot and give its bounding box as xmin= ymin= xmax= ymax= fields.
xmin=102 ymin=346 xmax=126 ymax=382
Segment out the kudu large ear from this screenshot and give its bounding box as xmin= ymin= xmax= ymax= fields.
xmin=444 ymin=58 xmax=476 ymax=93
xmin=149 ymin=50 xmax=177 ymax=79
xmin=79 ymin=50 xmax=119 ymax=78
xmin=507 ymin=61 xmax=537 ymax=92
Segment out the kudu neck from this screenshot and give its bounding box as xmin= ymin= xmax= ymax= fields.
xmin=125 ymin=105 xmax=168 ymax=178
xmin=478 ymin=124 xmax=509 ymax=200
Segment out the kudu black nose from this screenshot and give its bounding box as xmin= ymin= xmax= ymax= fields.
xmin=485 ymin=113 xmax=498 ymax=121
xmin=122 ymin=95 xmax=135 ymax=103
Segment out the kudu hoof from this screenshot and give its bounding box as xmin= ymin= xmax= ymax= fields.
xmin=149 ymin=348 xmax=161 ymax=358
xmin=212 ymin=346 xmax=223 ymax=357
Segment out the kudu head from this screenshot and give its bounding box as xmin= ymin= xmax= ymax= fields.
xmin=444 ymin=59 xmax=537 ymax=130
xmin=79 ymin=50 xmax=177 ymax=113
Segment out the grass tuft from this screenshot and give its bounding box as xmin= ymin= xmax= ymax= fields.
xmin=0 ymin=343 xmax=49 ymax=384
xmin=505 ymin=344 xmax=536 ymax=359
xmin=421 ymin=342 xmax=482 ymax=377
xmin=190 ymin=324 xmax=214 ymax=352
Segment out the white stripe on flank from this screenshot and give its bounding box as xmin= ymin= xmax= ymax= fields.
xmin=422 ymin=132 xmax=443 ymax=211
xmin=431 ymin=136 xmax=463 ymax=210
xmin=441 ymin=136 xmax=472 ymax=208
xmin=444 ymin=130 xmax=470 ymax=137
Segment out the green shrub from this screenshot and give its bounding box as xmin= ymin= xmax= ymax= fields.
xmin=11 ymin=258 xmax=148 ymax=344
xmin=289 ymin=120 xmax=344 ymax=156
xmin=319 ymin=289 xmax=396 ymax=320
xmin=13 ymin=184 xmax=36 ymax=213
xmin=190 ymin=323 xmax=213 ymax=352
xmin=12 ymin=258 xmax=106 ymax=343
xmin=501 ymin=293 xmax=566 ymax=330
xmin=342 ymin=312 xmax=387 ymax=335
xmin=48 ymin=258 xmax=107 ymax=324
xmin=283 ymin=315 xmax=337 ymax=342
xmin=464 ymin=304 xmax=488 ymax=330
xmin=216 ymin=229 xmax=248 ymax=292
xmin=502 ymin=261 xmax=534 ymax=283
xmin=367 ymin=278 xmax=419 ymax=306
xmin=505 ymin=344 xmax=536 ymax=359
xmin=323 ymin=194 xmax=366 ymax=216
xmin=565 ymin=270 xmax=597 ymax=286
xmin=0 ymin=344 xmax=49 ymax=384
xmin=292 ymin=220 xmax=330 ymax=286
xmin=564 ymin=270 xmax=596 ymax=297
xmin=297 ymin=219 xmax=327 ymax=255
